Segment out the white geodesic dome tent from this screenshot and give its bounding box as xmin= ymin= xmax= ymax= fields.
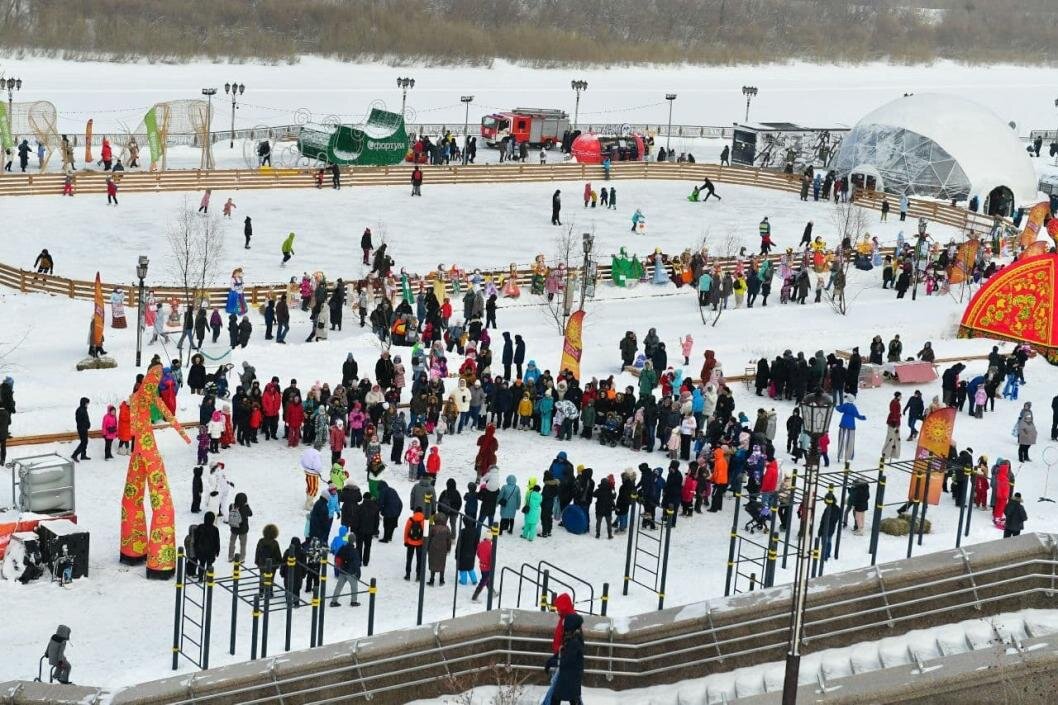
xmin=832 ymin=94 xmax=1037 ymax=215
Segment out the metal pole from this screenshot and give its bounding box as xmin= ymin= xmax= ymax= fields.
xmin=666 ymin=100 xmax=673 ymax=153
xmin=486 ymin=521 xmax=499 ymax=611
xmin=781 ymin=436 xmax=820 ymax=705
xmin=781 ymin=465 xmax=798 ymax=569
xmin=317 ymin=555 xmax=328 ymax=646
xmin=765 ymin=528 xmax=779 ymax=588
xmin=724 ymin=490 xmax=743 ymax=596
xmin=810 ymin=536 xmax=821 ymax=578
xmin=956 ymin=466 xmax=970 ymax=548
xmin=452 ymin=522 xmax=461 ymax=618
xmin=229 ymin=558 xmax=240 ymax=655
xmin=834 ymin=462 xmax=851 ymax=560
xmin=870 ymin=471 xmax=886 ymax=566
xmin=261 ymin=565 xmax=272 ymax=659
xmin=172 ymin=548 xmax=185 ymax=670
xmin=540 ymin=569 xmax=550 ymax=611
xmin=574 ymin=90 xmax=580 ymax=130
xmin=463 ymin=102 xmax=470 ymax=154
xmin=623 ymin=494 xmax=637 ymax=596
xmin=601 ymin=582 xmax=609 ymax=617
xmin=964 ymin=467 xmax=974 ymax=538
xmin=229 ymin=94 xmax=236 ymax=149
xmin=416 ymin=532 xmax=430 ymax=626
xmin=401 ymin=89 xmax=407 ymax=117
xmin=135 ymin=277 xmax=144 ymax=367
xmin=203 ymin=568 xmax=215 ymax=669
xmin=309 ymin=572 xmax=319 ymax=648
xmin=284 ymin=558 xmax=294 ymax=651
xmin=367 ymin=578 xmax=377 ymax=636
xmin=658 ymin=509 xmax=673 ymax=610
xmin=906 ymin=500 xmax=919 ymax=559
xmin=250 ymin=594 xmax=260 ymax=660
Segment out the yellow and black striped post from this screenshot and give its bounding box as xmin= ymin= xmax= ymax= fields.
xmin=810 ymin=537 xmax=821 ymax=578
xmin=367 ymin=578 xmax=377 ymax=636
xmin=284 ymin=555 xmax=295 ymax=651
xmin=622 ymin=493 xmax=637 ymax=596
xmin=833 ymin=462 xmax=851 ymax=560
xmin=781 ymin=465 xmax=798 ymax=569
xmin=172 ymin=547 xmax=185 ymax=671
xmin=261 ymin=562 xmax=273 ymax=658
xmin=316 ymin=555 xmax=328 ymax=645
xmin=486 ymin=521 xmax=500 ymax=611
xmin=869 ymin=461 xmax=886 ymax=565
xmin=203 ymin=567 xmax=215 ymax=669
xmin=600 ymin=582 xmax=610 ymax=617
xmin=724 ymin=489 xmax=743 ymax=596
xmin=229 ymin=558 xmax=240 ymax=655
xmin=250 ymin=593 xmax=261 ymax=660
xmin=309 ymin=574 xmax=320 ymax=648
xmin=658 ymin=509 xmax=674 ymax=610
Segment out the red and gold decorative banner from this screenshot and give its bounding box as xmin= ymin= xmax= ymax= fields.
xmin=91 ymin=272 xmax=104 ymax=349
xmin=958 ymin=253 xmax=1058 ymax=364
xmin=1018 ymin=201 xmax=1050 ymax=250
xmin=909 ymin=407 xmax=956 ymax=505
xmin=559 ymin=310 xmax=586 ymax=380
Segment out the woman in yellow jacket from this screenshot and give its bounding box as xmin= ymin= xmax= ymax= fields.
xmin=732 ymin=274 xmax=747 ymax=308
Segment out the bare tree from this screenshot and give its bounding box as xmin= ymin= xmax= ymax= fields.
xmin=539 ymin=225 xmax=580 ymax=335
xmin=443 ymin=664 xmax=531 ymax=705
xmin=827 ymin=200 xmax=870 ymax=316
xmin=167 ymin=197 xmax=224 ymax=361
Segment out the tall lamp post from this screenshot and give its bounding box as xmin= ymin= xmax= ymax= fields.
xmin=460 ymin=95 xmax=474 ymax=164
xmin=571 ymin=80 xmax=588 ymax=130
xmin=911 ymin=217 xmax=929 ymax=301
xmin=781 ymin=390 xmax=834 ymax=705
xmin=742 ymin=85 xmax=758 ymax=123
xmin=579 ymin=232 xmax=595 ymax=312
xmin=397 ymin=77 xmax=415 ymax=116
xmin=224 ymin=82 xmax=245 ymax=149
xmin=3 ymin=76 xmax=21 ymax=134
xmin=665 ymin=93 xmax=677 ymax=154
xmin=135 ymin=255 xmax=149 ymax=368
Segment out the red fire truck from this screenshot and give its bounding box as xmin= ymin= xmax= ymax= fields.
xmin=480 ymin=108 xmax=570 ymax=149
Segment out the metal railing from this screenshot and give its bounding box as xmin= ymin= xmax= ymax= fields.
xmin=141 ymin=546 xmax=1057 ymax=705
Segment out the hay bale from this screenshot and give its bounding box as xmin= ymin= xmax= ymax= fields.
xmin=76 ymin=356 xmax=117 ymax=371
xmin=879 ymin=514 xmax=932 ymax=536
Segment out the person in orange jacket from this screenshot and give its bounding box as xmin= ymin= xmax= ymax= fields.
xmin=403 ymin=508 xmax=426 ymax=581
xmin=708 ymin=444 xmax=729 ymax=512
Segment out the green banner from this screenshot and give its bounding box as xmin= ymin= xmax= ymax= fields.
xmin=144 ymin=106 xmax=162 ymax=164
xmin=0 ymin=103 xmax=12 ymax=151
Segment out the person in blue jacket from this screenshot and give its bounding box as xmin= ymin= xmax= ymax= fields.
xmin=835 ymin=395 xmax=866 ymax=463
xmin=523 ymin=360 xmax=541 ymax=385
xmin=538 ymin=390 xmax=555 ymax=436
xmin=497 ymin=475 xmax=522 ymax=534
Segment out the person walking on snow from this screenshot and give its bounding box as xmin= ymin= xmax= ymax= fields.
xmin=243 ymin=216 xmax=252 ymax=249
xmin=223 ymin=198 xmax=237 ymax=218
xmin=198 ymin=189 xmax=212 ymax=214
xmin=105 ymin=176 xmax=118 ymax=206
xmin=835 ymin=395 xmax=866 ymax=462
xmin=551 ymin=189 xmax=562 ymax=225
xmin=281 ymin=233 xmax=295 ymax=266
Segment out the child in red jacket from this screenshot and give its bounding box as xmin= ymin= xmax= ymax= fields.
xmin=249 ymin=402 xmax=263 ymax=443
xmin=680 ymin=471 xmax=698 ymax=516
xmin=426 ymin=446 xmax=441 ymax=478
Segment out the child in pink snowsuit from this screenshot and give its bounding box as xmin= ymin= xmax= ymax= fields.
xmin=223 ymin=198 xmax=236 ymax=217
xmin=680 ymin=335 xmax=694 ymax=366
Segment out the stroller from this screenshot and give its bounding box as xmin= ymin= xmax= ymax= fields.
xmin=600 ymin=413 xmax=622 ymax=447
xmin=742 ymin=497 xmax=772 ymax=534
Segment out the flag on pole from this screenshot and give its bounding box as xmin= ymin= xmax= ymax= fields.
xmin=559 ymin=310 xmax=586 ymax=380
xmin=908 ymin=406 xmax=956 ymax=505
xmin=92 ymin=272 xmax=105 ymax=350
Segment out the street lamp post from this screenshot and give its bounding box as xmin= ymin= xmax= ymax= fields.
xmin=579 ymin=232 xmax=595 ymax=312
xmin=460 ymin=95 xmax=474 ymax=165
xmin=3 ymin=76 xmax=21 ymax=135
xmin=397 ymin=77 xmax=415 ymax=116
xmin=742 ymin=85 xmax=758 ymax=123
xmin=570 ymin=80 xmax=588 ymax=130
xmin=781 ymin=390 xmax=834 ymax=705
xmin=135 ymin=255 xmax=149 ymax=368
xmin=665 ymin=93 xmax=677 ymax=154
xmin=911 ymin=217 xmax=928 ymax=301
xmin=224 ymin=82 xmax=245 ymax=149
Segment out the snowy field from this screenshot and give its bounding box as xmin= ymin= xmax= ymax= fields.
xmin=2 ymin=179 xmax=962 ymax=285
xmin=1 ymin=250 xmax=1057 ymax=687
xmin=2 ymin=53 xmax=1058 ymax=694
xmin=2 ymin=56 xmax=1058 ymax=137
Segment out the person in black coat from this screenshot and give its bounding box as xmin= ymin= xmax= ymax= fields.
xmin=462 ymin=481 xmax=479 ymax=528
xmin=243 ymin=216 xmax=253 ymax=249
xmin=754 ymin=358 xmax=770 ymax=396
xmin=513 ymin=334 xmax=526 ymax=380
xmin=845 ymin=348 xmax=862 ymax=396
xmin=592 ymin=476 xmax=615 ymax=539
xmin=237 ymin=316 xmax=252 ymax=348
xmin=501 ymin=332 xmax=514 ymax=381
xmin=308 ymin=495 xmax=333 ymax=547
xmin=378 ymin=481 xmax=403 ymax=542
xmin=662 ymin=463 xmax=682 ymax=527
xmin=72 ymin=397 xmax=91 ymax=461
xmin=375 ymin=352 xmax=395 ymax=391
xmin=818 ymin=492 xmax=841 ymax=561
xmin=547 ymin=613 xmax=585 ymax=704
xmin=551 ymin=189 xmax=562 ymax=225
xmin=282 ymin=537 xmax=306 ymax=601
xmin=357 ymin=492 xmax=380 ymax=565
xmin=1004 ymin=493 xmax=1028 ymax=537
xmin=829 ymin=361 xmax=847 ymax=404
xmin=194 ymin=308 xmax=207 ymax=348
xmin=438 ymin=478 xmax=463 ymax=534
xmin=228 ymin=314 xmax=239 ymax=348
xmin=193 ymin=511 xmax=221 ymax=573
xmin=263 ymin=299 xmax=275 ymax=340
xmin=636 ymin=464 xmax=659 ymax=529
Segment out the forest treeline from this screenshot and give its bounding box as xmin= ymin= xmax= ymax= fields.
xmin=1 ymin=0 xmax=1057 ymax=65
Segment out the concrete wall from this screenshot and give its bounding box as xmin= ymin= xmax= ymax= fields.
xmin=2 ymin=533 xmax=1056 ymax=705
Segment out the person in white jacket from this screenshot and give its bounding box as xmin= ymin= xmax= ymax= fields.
xmin=300 ymin=446 xmax=324 ymax=510
xmin=206 ymin=461 xmax=233 ymax=522
xmin=450 ymin=378 xmax=472 ymax=433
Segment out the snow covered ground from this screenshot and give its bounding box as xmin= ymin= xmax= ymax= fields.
xmin=2 ymin=52 xmax=1057 ymax=694
xmin=2 ymin=179 xmax=962 ymax=286
xmin=1 ymin=240 xmax=1057 ymax=688
xmin=3 ymin=56 xmax=1057 ymax=137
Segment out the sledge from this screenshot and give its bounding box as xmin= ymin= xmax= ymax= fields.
xmin=884 ymin=361 xmax=938 ymax=384
xmin=560 ymin=505 xmax=589 ymax=535
xmin=857 ymin=363 xmax=883 ymax=389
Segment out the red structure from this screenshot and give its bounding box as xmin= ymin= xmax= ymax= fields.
xmin=570 ymin=132 xmax=647 ymax=164
xmin=958 ymin=253 xmax=1058 ymax=364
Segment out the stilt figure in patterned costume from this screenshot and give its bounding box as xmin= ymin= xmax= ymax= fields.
xmin=120 ymin=361 xmax=191 ymax=579
xmin=226 ymin=268 xmax=247 ymax=316
xmin=531 ymin=255 xmax=547 ymax=295
xmin=502 ymin=263 xmax=521 ymax=298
